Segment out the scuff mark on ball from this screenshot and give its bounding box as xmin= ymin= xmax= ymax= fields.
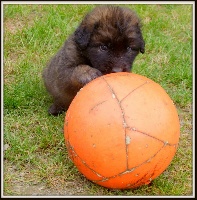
xmin=126 ymin=135 xmax=131 ymax=145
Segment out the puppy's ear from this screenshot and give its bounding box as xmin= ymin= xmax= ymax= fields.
xmin=74 ymin=25 xmax=92 ymax=50
xmin=140 ymin=39 xmax=145 ymax=54
xmin=135 ymin=22 xmax=145 ymax=54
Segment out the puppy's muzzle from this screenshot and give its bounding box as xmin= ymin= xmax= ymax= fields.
xmin=111 ymin=61 xmax=131 ymax=73
xmin=111 ymin=67 xmax=129 ymax=73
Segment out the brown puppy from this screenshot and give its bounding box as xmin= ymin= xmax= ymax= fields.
xmin=43 ymin=5 xmax=145 ymax=116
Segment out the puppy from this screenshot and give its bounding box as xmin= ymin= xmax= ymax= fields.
xmin=42 ymin=5 xmax=145 ymax=116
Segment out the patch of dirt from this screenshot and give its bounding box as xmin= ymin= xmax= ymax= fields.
xmin=10 ymin=182 xmax=86 ymax=196
xmin=3 ymin=162 xmax=88 ymax=196
xmin=3 ymin=5 xmax=45 ymax=34
xmin=4 ymin=19 xmax=24 ymax=34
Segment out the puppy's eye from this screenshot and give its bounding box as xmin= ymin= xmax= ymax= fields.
xmin=127 ymin=47 xmax=132 ymax=51
xmin=100 ymin=45 xmax=108 ymax=51
xmin=127 ymin=46 xmax=138 ymax=52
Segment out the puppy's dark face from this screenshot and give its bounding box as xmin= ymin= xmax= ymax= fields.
xmin=74 ymin=6 xmax=145 ymax=74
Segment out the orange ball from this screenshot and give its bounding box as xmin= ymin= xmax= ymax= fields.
xmin=64 ymin=72 xmax=180 ymax=189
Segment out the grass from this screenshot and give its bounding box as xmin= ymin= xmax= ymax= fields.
xmin=3 ymin=3 xmax=193 ymax=196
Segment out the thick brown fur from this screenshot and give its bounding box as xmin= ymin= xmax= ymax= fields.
xmin=42 ymin=5 xmax=145 ymax=116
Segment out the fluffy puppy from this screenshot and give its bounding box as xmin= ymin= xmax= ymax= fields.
xmin=42 ymin=5 xmax=145 ymax=116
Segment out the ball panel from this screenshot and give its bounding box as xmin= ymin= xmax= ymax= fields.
xmin=122 ymin=81 xmax=180 ymax=144
xmin=66 ymin=142 xmax=104 ymax=181
xmin=126 ymin=129 xmax=164 ymax=169
xmin=103 ymin=72 xmax=150 ymax=102
xmin=94 ymin=144 xmax=177 ymax=189
xmin=146 ymin=144 xmax=178 ymax=182
xmin=67 ymin=77 xmax=110 ymax=114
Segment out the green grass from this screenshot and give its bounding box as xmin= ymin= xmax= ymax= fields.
xmin=3 ymin=3 xmax=193 ymax=196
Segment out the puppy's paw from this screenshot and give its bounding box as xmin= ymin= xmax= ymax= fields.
xmin=81 ymin=67 xmax=102 ymax=85
xmin=48 ymin=103 xmax=65 ymax=116
xmin=72 ymin=65 xmax=103 ymax=87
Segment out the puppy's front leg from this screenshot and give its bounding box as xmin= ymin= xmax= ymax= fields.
xmin=47 ymin=65 xmax=102 ymax=116
xmin=70 ymin=65 xmax=103 ymax=89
